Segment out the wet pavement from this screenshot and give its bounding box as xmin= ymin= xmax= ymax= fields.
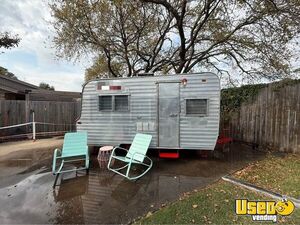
xmin=0 ymin=143 xmax=265 ymax=224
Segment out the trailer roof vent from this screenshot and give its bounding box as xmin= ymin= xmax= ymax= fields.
xmin=137 ymin=73 xmax=154 ymax=77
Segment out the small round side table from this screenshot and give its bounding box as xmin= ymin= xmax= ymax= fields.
xmin=97 ymin=146 xmax=114 ymax=169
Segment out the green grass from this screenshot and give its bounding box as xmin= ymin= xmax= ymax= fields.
xmin=233 ymin=153 xmax=300 ymax=198
xmin=136 ymin=153 xmax=300 ymax=224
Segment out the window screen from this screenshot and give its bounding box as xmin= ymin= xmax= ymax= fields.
xmin=99 ymin=96 xmax=112 ymax=110
xmin=186 ymin=99 xmax=208 ymax=116
xmin=115 ymin=95 xmax=129 ymax=111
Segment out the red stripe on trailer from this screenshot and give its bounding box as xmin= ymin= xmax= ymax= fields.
xmin=98 ymin=85 xmax=122 ymax=90
xmin=109 ymin=86 xmax=121 ymax=90
xmin=97 ymin=83 xmax=105 ymax=90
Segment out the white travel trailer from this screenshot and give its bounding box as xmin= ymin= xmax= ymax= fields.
xmin=77 ymin=73 xmax=220 ymax=151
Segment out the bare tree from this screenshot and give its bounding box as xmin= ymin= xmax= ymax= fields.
xmin=0 ymin=32 xmax=20 ymax=49
xmin=0 ymin=66 xmax=18 ymax=80
xmin=50 ymin=0 xmax=300 ymax=82
xmin=39 ymin=82 xmax=55 ymax=91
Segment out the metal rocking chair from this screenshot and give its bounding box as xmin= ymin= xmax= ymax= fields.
xmin=107 ymin=133 xmax=153 ymax=180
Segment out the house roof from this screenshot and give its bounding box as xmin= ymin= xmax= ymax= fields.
xmin=0 ymin=74 xmax=39 ymax=94
xmin=0 ymin=74 xmax=81 ymax=101
xmin=29 ymin=89 xmax=81 ymax=101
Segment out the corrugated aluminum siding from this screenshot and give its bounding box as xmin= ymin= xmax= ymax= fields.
xmin=77 ymin=73 xmax=220 ymax=150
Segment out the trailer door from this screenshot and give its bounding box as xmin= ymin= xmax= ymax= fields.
xmin=158 ymin=82 xmax=180 ymax=147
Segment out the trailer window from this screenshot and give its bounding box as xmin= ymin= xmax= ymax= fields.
xmin=115 ymin=95 xmax=129 ymax=111
xmin=186 ymin=99 xmax=208 ymax=116
xmin=99 ymin=96 xmax=112 ymax=110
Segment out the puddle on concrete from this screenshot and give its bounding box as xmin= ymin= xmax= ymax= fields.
xmin=0 ymin=143 xmax=265 ymax=224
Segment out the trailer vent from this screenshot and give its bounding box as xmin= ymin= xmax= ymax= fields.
xmin=186 ymin=99 xmax=208 ymax=116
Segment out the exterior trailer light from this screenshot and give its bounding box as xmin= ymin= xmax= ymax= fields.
xmin=181 ymin=78 xmax=187 ymax=87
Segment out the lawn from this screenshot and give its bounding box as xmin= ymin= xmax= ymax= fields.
xmin=136 ymin=153 xmax=300 ymax=224
xmin=233 ymin=153 xmax=300 ymax=198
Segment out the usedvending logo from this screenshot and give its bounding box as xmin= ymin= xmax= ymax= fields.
xmin=235 ymin=199 xmax=295 ymax=222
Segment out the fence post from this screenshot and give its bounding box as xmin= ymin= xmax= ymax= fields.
xmin=32 ymin=110 xmax=36 ymax=141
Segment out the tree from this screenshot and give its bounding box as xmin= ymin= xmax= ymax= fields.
xmin=0 ymin=32 xmax=20 ymax=49
xmin=0 ymin=66 xmax=18 ymax=79
xmin=85 ymin=55 xmax=123 ymax=81
xmin=39 ymin=82 xmax=55 ymax=91
xmin=50 ymin=0 xmax=300 ymax=83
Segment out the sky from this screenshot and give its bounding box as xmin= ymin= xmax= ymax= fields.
xmin=0 ymin=0 xmax=88 ymax=92
xmin=1 ymin=1 xmax=299 ymax=92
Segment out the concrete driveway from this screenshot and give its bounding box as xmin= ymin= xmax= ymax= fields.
xmin=0 ymin=139 xmax=265 ymax=224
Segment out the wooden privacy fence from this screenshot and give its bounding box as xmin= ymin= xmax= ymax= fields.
xmin=0 ymin=100 xmax=81 ymax=140
xmin=227 ymin=83 xmax=300 ymax=153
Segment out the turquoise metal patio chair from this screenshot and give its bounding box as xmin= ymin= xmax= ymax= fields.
xmin=52 ymin=131 xmax=89 ymax=186
xmin=107 ymin=133 xmax=153 ymax=180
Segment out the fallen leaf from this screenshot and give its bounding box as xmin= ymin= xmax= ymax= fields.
xmin=224 ymin=199 xmax=229 ymax=202
xmin=192 ymin=204 xmax=198 ymax=209
xmin=146 ymin=212 xmax=152 ymax=218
